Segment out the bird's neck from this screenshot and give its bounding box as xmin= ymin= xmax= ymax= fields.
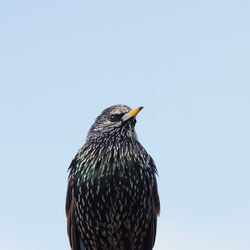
xmin=82 ymin=135 xmax=139 ymax=163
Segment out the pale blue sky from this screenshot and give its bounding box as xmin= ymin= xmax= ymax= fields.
xmin=0 ymin=1 xmax=249 ymax=250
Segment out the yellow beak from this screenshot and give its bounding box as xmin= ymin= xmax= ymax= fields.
xmin=122 ymin=106 xmax=143 ymax=121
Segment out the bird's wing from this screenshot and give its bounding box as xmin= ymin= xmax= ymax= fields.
xmin=66 ymin=160 xmax=84 ymax=250
xmin=144 ymin=175 xmax=160 ymax=250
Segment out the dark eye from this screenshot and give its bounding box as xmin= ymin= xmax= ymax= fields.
xmin=109 ymin=114 xmax=123 ymax=122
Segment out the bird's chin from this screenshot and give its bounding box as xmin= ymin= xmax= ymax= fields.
xmin=122 ymin=117 xmax=136 ymax=127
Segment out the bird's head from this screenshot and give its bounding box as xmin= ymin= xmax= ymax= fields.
xmin=87 ymin=104 xmax=143 ymax=142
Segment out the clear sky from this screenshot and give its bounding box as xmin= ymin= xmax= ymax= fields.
xmin=0 ymin=1 xmax=249 ymax=250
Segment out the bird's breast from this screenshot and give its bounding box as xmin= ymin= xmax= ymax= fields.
xmin=73 ymin=157 xmax=153 ymax=230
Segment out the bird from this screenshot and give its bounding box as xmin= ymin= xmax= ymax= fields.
xmin=66 ymin=104 xmax=160 ymax=250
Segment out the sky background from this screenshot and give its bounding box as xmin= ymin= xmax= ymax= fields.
xmin=0 ymin=1 xmax=249 ymax=250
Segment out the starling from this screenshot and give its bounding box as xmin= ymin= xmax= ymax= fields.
xmin=66 ymin=105 xmax=160 ymax=250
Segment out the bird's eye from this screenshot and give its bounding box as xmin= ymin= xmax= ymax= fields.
xmin=109 ymin=114 xmax=122 ymax=122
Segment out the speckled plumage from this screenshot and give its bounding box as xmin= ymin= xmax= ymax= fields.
xmin=66 ymin=105 xmax=160 ymax=250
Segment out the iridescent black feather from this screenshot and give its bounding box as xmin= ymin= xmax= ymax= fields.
xmin=66 ymin=105 xmax=160 ymax=250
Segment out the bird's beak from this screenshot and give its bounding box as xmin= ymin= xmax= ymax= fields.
xmin=122 ymin=106 xmax=144 ymax=122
